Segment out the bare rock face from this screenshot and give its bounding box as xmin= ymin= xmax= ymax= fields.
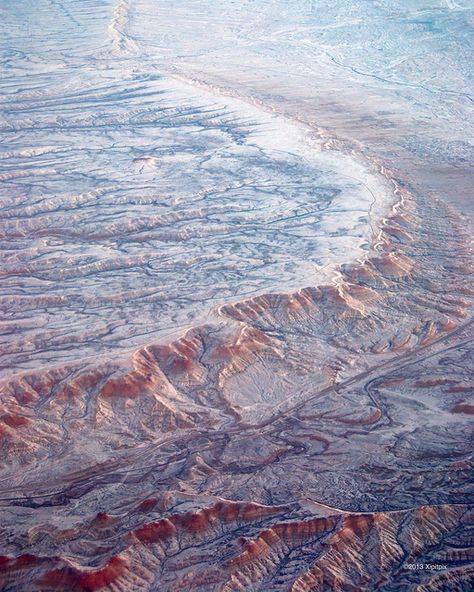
xmin=1 ymin=500 xmax=473 ymax=591
xmin=1 ymin=1 xmax=473 ymax=591
xmin=1 ymin=176 xmax=473 ymax=590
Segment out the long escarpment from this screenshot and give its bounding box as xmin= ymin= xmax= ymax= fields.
xmin=1 ymin=500 xmax=473 ymax=592
xmin=1 ymin=164 xmax=473 ymax=590
xmin=1 ymin=1 xmax=473 ymax=590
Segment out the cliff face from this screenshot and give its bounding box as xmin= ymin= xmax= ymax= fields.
xmin=1 ymin=1 xmax=474 ymax=589
xmin=1 ymin=501 xmax=473 ymax=591
xmin=1 ymin=173 xmax=473 ymax=591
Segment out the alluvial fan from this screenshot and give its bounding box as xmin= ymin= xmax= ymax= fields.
xmin=0 ymin=0 xmax=473 ymax=591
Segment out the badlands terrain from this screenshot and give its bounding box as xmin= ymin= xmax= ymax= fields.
xmin=0 ymin=0 xmax=473 ymax=590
